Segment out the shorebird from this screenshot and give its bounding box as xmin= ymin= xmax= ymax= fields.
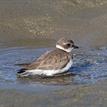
xmin=17 ymin=37 xmax=79 ymax=77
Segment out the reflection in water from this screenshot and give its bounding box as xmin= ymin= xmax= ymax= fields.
xmin=17 ymin=72 xmax=75 ymax=85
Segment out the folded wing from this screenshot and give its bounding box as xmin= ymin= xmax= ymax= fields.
xmin=24 ymin=49 xmax=71 ymax=70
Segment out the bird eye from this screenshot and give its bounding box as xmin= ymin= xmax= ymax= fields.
xmin=66 ymin=43 xmax=71 ymax=47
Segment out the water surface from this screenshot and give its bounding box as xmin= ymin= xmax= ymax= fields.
xmin=0 ymin=46 xmax=107 ymax=92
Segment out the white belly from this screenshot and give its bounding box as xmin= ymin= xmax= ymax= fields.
xmin=26 ymin=60 xmax=73 ymax=76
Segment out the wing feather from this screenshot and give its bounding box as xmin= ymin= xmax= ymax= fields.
xmin=25 ymin=49 xmax=71 ymax=70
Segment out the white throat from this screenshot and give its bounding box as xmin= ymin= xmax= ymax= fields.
xmin=56 ymin=45 xmax=73 ymax=53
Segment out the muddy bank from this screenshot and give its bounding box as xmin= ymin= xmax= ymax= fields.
xmin=0 ymin=0 xmax=107 ymax=48
xmin=0 ymin=80 xmax=107 ymax=107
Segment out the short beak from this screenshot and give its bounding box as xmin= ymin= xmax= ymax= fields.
xmin=73 ymin=45 xmax=79 ymax=49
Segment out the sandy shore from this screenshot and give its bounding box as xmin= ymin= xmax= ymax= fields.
xmin=0 ymin=0 xmax=107 ymax=48
xmin=0 ymin=80 xmax=107 ymax=107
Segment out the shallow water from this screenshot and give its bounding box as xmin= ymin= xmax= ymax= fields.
xmin=1 ymin=0 xmax=107 ymax=106
xmin=0 ymin=46 xmax=107 ymax=92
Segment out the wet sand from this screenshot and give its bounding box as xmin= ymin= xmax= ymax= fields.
xmin=0 ymin=80 xmax=107 ymax=107
xmin=0 ymin=0 xmax=107 ymax=48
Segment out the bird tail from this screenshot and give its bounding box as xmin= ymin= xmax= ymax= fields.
xmin=17 ymin=68 xmax=31 ymax=77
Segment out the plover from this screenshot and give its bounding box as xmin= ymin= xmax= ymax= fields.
xmin=17 ymin=37 xmax=79 ymax=77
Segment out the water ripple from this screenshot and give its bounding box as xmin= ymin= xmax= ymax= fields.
xmin=0 ymin=47 xmax=107 ymax=86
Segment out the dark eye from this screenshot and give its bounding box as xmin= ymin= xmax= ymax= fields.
xmin=66 ymin=43 xmax=71 ymax=47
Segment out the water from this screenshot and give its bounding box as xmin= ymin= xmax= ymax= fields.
xmin=72 ymin=48 xmax=107 ymax=84
xmin=0 ymin=46 xmax=107 ymax=92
